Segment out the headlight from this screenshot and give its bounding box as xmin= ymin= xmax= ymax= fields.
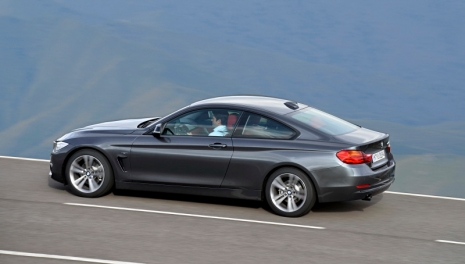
xmin=53 ymin=141 xmax=69 ymax=153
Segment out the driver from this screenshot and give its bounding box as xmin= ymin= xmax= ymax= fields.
xmin=209 ymin=110 xmax=229 ymax=136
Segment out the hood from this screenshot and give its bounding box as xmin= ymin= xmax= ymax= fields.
xmin=68 ymin=117 xmax=159 ymax=136
xmin=82 ymin=118 xmax=155 ymax=129
xmin=334 ymin=127 xmax=388 ymax=146
xmin=57 ymin=117 xmax=159 ymax=141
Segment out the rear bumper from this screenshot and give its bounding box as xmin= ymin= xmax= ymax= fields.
xmin=318 ymin=176 xmax=394 ymax=203
xmin=316 ymin=158 xmax=396 ymax=203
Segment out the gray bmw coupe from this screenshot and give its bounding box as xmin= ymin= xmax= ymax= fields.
xmin=50 ymin=95 xmax=395 ymax=217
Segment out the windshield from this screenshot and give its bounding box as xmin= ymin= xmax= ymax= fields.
xmin=289 ymin=107 xmax=359 ymax=136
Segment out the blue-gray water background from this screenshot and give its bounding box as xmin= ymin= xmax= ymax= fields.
xmin=1 ymin=0 xmax=464 ymax=197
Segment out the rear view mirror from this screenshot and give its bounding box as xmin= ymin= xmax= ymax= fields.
xmin=153 ymin=124 xmax=162 ymax=137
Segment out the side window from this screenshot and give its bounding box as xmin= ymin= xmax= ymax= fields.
xmin=163 ymin=109 xmax=242 ymax=137
xmin=233 ymin=112 xmax=296 ymax=139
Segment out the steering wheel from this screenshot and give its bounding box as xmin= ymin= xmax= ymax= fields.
xmin=175 ymin=124 xmax=189 ymax=135
xmin=164 ymin=128 xmax=175 ymax=135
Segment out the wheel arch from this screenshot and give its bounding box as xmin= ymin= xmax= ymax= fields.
xmin=261 ymin=164 xmax=320 ymax=202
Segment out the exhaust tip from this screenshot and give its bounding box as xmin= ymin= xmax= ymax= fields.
xmin=362 ymin=194 xmax=372 ymax=201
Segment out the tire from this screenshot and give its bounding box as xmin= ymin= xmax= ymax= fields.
xmin=65 ymin=149 xmax=114 ymax=198
xmin=265 ymin=167 xmax=316 ymax=217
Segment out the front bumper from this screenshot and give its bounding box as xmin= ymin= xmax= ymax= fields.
xmin=49 ymin=152 xmax=68 ymax=184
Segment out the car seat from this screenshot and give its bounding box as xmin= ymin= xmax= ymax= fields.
xmin=227 ymin=114 xmax=239 ymax=130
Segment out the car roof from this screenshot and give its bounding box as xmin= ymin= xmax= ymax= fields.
xmin=190 ymin=95 xmax=308 ymax=115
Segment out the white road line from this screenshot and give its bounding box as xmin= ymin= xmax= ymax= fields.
xmin=0 ymin=250 xmax=144 ymax=264
xmin=435 ymin=240 xmax=465 ymax=246
xmin=0 ymin=155 xmax=49 ymax=162
xmin=65 ymin=203 xmax=326 ymax=230
xmin=2 ymin=155 xmax=465 ymax=202
xmin=385 ymin=191 xmax=465 ymax=202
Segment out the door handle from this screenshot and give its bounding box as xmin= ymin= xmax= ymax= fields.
xmin=209 ymin=143 xmax=227 ymax=149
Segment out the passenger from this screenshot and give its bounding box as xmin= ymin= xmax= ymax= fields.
xmin=209 ymin=110 xmax=229 ymax=136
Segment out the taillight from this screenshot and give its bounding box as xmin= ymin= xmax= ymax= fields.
xmin=336 ymin=150 xmax=372 ymax=164
xmin=386 ymin=142 xmax=391 ymax=153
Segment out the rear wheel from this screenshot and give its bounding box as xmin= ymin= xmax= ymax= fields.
xmin=65 ymin=149 xmax=114 ymax=197
xmin=265 ymin=167 xmax=316 ymax=217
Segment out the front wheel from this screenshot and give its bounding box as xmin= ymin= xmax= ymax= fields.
xmin=65 ymin=149 xmax=114 ymax=198
xmin=265 ymin=168 xmax=316 ymax=217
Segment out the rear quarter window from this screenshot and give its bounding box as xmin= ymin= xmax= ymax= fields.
xmin=233 ymin=113 xmax=295 ymax=139
xmin=289 ymin=107 xmax=359 ymax=136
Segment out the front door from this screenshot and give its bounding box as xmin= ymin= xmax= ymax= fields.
xmin=129 ymin=108 xmax=242 ymax=187
xmin=129 ymin=135 xmax=233 ymax=187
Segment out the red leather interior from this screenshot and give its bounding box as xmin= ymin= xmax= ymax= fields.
xmin=227 ymin=114 xmax=238 ymax=129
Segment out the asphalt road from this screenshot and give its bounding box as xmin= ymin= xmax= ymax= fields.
xmin=0 ymin=157 xmax=464 ymax=264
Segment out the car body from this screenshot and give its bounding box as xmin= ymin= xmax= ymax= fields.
xmin=50 ymin=95 xmax=396 ymax=217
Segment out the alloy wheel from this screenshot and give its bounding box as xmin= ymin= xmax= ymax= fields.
xmin=269 ymin=173 xmax=307 ymax=213
xmin=69 ymin=155 xmax=105 ymax=193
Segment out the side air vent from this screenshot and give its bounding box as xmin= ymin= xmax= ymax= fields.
xmin=284 ymin=101 xmax=299 ymax=110
xmin=117 ymin=153 xmax=128 ymax=172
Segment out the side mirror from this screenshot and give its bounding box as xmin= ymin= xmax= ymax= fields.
xmin=153 ymin=123 xmax=162 ymax=137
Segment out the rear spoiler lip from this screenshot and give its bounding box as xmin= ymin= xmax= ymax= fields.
xmin=333 ymin=127 xmax=389 ymax=148
xmin=359 ymin=133 xmax=389 ymax=146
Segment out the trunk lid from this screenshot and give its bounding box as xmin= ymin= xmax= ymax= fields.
xmin=335 ymin=127 xmax=391 ymax=169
